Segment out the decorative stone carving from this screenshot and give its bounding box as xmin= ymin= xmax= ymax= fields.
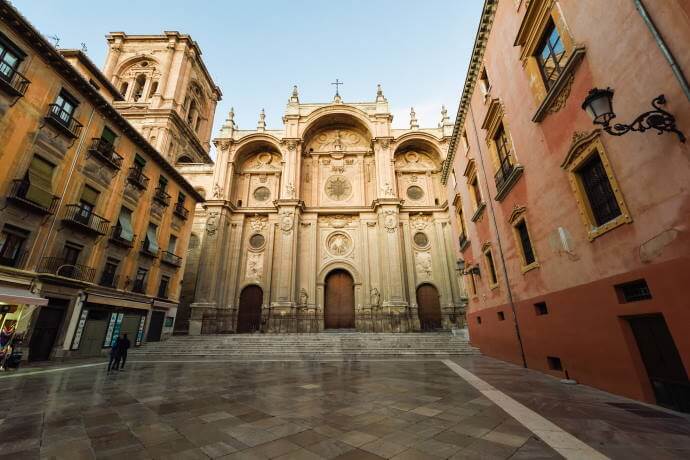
xmin=309 ymin=129 xmax=366 ymax=152
xmin=249 ymin=215 xmax=267 ymax=232
xmin=415 ymin=251 xmax=433 ymax=277
xmin=246 ymin=252 xmax=263 ymax=280
xmin=547 ymin=72 xmax=575 ymax=114
xmin=279 ymin=210 xmax=294 ymax=233
xmin=299 ymin=288 xmax=308 ymax=307
xmin=383 ymin=210 xmax=398 ymax=233
xmin=326 ymin=232 xmax=352 ymax=257
xmin=319 ymin=215 xmax=354 ymax=228
xmin=285 ymin=182 xmax=295 ymax=198
xmin=325 ymin=175 xmax=352 ymax=201
xmin=213 ymin=183 xmax=223 ymax=198
xmin=206 ymin=212 xmax=219 ymax=235
xmin=410 ymin=213 xmax=430 ymax=230
xmin=370 ymin=288 xmax=381 ymax=308
xmin=381 ymin=183 xmax=394 ymax=196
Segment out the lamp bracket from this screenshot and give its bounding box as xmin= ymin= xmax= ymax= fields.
xmin=600 ymin=94 xmax=686 ymax=143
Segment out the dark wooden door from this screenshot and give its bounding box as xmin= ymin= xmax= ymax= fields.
xmin=628 ymin=315 xmax=690 ymax=412
xmin=146 ymin=312 xmax=165 ymax=342
xmin=324 ymin=270 xmax=355 ymax=329
xmin=29 ymin=304 xmax=66 ymax=361
xmin=417 ymin=284 xmax=442 ymax=331
xmin=237 ymin=285 xmax=263 ymax=333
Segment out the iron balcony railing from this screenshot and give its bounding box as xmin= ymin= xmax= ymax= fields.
xmin=88 ymin=138 xmax=124 ymax=170
xmin=0 ymin=63 xmax=30 ymax=97
xmin=45 ymin=104 xmax=83 ymax=138
xmin=173 ymin=202 xmax=189 ymax=220
xmin=0 ymin=249 xmax=27 ymax=269
xmin=132 ymin=278 xmax=146 ymax=294
xmin=160 ymin=250 xmax=182 ymax=267
xmin=98 ymin=272 xmax=119 ymax=289
xmin=140 ymin=240 xmax=159 ymax=258
xmin=37 ymin=257 xmax=96 ymax=283
xmin=63 ymin=204 xmax=109 ymax=235
xmin=127 ymin=167 xmax=149 ymax=190
xmin=6 ymin=179 xmax=60 ymax=214
xmin=494 ymin=155 xmax=516 ymax=192
xmin=153 ymin=187 xmax=171 ymax=207
xmin=109 ymin=226 xmax=136 ymax=248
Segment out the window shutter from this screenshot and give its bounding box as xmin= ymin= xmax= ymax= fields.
xmin=26 ymin=156 xmax=55 ymax=208
xmin=101 ymin=127 xmax=117 ymax=145
xmin=80 ymin=186 xmax=99 ymax=206
xmin=118 ymin=209 xmax=135 ymax=242
xmin=168 ymin=235 xmax=177 ymax=253
xmin=146 ymin=224 xmax=159 ymax=253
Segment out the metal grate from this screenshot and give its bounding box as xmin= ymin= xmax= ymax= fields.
xmin=578 ymin=154 xmax=622 ymax=226
xmin=616 ymin=279 xmax=652 ymax=302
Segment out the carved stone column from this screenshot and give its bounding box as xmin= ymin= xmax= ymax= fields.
xmin=376 ymin=200 xmax=408 ymax=312
xmin=270 ymin=201 xmax=302 ymax=312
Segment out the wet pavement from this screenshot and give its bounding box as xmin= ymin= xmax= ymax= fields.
xmin=0 ymin=356 xmax=688 ymax=459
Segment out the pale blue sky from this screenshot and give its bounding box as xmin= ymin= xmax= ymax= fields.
xmin=14 ymin=0 xmax=483 ymax=141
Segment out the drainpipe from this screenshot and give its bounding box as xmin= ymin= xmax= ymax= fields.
xmin=468 ymin=105 xmax=527 ymax=368
xmin=633 ymin=0 xmax=690 ymax=101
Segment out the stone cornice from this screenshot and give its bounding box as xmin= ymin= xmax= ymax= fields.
xmin=441 ymin=0 xmax=498 ymax=184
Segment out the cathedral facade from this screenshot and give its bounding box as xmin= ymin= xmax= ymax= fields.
xmin=180 ymin=88 xmax=467 ymax=334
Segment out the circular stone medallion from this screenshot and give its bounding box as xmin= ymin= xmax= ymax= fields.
xmin=325 ymin=175 xmax=353 ymax=201
xmin=253 ymin=186 xmax=271 ymax=202
xmin=326 ymin=232 xmax=352 ymax=257
xmin=249 ymin=233 xmax=265 ymax=249
xmin=413 ymin=232 xmax=429 ymax=247
xmin=407 ymin=185 xmax=424 ymax=200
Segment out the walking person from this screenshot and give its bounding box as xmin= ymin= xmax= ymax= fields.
xmin=119 ymin=333 xmax=131 ymax=371
xmin=107 ymin=335 xmax=122 ymax=372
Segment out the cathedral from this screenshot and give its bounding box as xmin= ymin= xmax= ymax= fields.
xmin=100 ymin=33 xmax=467 ymax=335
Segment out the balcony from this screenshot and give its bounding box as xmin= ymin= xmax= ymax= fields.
xmin=99 ymin=272 xmax=119 ymax=289
xmin=6 ymin=179 xmax=59 ymax=215
xmin=160 ymin=250 xmax=182 ymax=268
xmin=494 ymin=156 xmax=524 ymax=202
xmin=132 ymin=278 xmax=146 ymax=294
xmin=0 ymin=249 xmax=27 ymax=269
xmin=140 ymin=240 xmax=159 ymax=258
xmin=88 ymin=138 xmax=124 ymax=170
xmin=0 ymin=64 xmax=30 ymax=99
xmin=127 ymin=167 xmax=149 ymax=190
xmin=459 ymin=234 xmax=469 ymax=251
xmin=109 ymin=226 xmax=136 ymax=248
xmin=45 ymin=104 xmax=83 ymax=139
xmin=63 ymin=204 xmax=109 ymax=236
xmin=153 ymin=187 xmax=171 ymax=207
xmin=37 ymin=257 xmax=95 ymax=283
xmin=173 ymin=202 xmax=189 ymax=220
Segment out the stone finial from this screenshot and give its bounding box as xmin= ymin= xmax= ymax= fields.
xmin=439 ymin=105 xmax=450 ymax=127
xmin=290 ymin=85 xmax=299 ymax=103
xmin=410 ymin=107 xmax=419 ymax=130
xmin=224 ymin=107 xmax=236 ymax=129
xmin=257 ymin=108 xmax=266 ymax=131
xmin=376 ymin=84 xmax=387 ymax=102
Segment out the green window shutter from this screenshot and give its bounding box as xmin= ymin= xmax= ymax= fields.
xmin=146 ymin=224 xmax=159 ymax=254
xmin=168 ymin=235 xmax=177 ymax=254
xmin=134 ymin=154 xmax=146 ymax=168
xmin=80 ymin=186 xmax=99 ymax=205
xmin=101 ymin=127 xmax=117 ymax=145
xmin=117 ymin=208 xmax=135 ymax=241
xmin=26 ymin=156 xmax=55 ymax=208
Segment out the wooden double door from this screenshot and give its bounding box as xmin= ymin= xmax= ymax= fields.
xmin=324 ymin=270 xmax=355 ymax=329
xmin=417 ymin=284 xmax=442 ymax=331
xmin=237 ymin=285 xmax=263 ymax=333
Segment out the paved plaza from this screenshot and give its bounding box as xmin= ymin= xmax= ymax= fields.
xmin=0 ymin=356 xmax=689 ymax=459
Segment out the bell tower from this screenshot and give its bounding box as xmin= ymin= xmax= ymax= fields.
xmin=103 ymin=31 xmax=221 ymax=164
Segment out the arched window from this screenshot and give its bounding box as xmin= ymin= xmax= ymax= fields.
xmin=148 ymin=81 xmax=158 ymax=98
xmin=132 ymin=74 xmax=146 ymax=101
xmin=120 ymin=81 xmax=129 ymax=98
xmin=177 ymin=155 xmax=193 ymax=164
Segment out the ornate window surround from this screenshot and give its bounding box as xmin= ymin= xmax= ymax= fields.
xmin=463 ymin=159 xmax=486 ymax=222
xmin=508 ymin=205 xmax=540 ymax=273
xmin=481 ymin=99 xmax=524 ymax=201
xmin=481 ymin=242 xmax=499 ymax=290
xmin=561 ymin=130 xmax=632 ymax=241
xmin=452 ymin=193 xmax=470 ymax=251
xmin=514 ymin=0 xmax=586 ymax=122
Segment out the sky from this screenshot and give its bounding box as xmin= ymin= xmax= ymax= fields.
xmin=13 ymin=0 xmax=484 ymax=146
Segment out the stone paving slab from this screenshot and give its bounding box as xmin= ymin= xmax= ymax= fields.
xmin=0 ymin=357 xmax=688 ymax=458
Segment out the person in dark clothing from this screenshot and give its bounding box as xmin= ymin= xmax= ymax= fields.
xmin=118 ymin=333 xmax=131 ymax=371
xmin=107 ymin=336 xmax=121 ymax=372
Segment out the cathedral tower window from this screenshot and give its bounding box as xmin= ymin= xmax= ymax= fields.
xmin=132 ymin=74 xmax=146 ymax=101
xmin=148 ymin=81 xmax=158 ymax=98
xmin=119 ymin=81 xmax=128 ymax=98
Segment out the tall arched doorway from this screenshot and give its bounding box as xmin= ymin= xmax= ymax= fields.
xmin=237 ymin=285 xmax=263 ymax=333
xmin=324 ymin=270 xmax=355 ymax=329
xmin=417 ymin=284 xmax=442 ymax=331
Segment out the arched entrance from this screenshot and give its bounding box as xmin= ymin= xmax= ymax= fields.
xmin=237 ymin=285 xmax=263 ymax=333
xmin=417 ymin=284 xmax=442 ymax=331
xmin=324 ymin=270 xmax=355 ymax=329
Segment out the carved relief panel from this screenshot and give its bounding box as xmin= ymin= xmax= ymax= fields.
xmin=236 ymin=152 xmax=282 ymax=207
xmin=394 ymin=151 xmax=440 ymax=206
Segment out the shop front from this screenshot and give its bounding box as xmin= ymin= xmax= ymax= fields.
xmin=0 ymin=280 xmax=48 ymax=368
xmin=149 ymin=300 xmax=177 ymax=342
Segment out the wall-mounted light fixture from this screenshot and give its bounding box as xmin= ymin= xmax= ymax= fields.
xmin=582 ymin=88 xmax=685 ymax=143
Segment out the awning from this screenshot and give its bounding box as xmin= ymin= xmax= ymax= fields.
xmin=0 ymin=285 xmax=49 ymax=306
xmin=153 ymin=300 xmax=178 ymax=310
xmin=86 ymin=293 xmax=150 ymax=310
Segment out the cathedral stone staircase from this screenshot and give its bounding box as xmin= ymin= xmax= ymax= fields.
xmin=129 ymin=332 xmax=479 ymax=361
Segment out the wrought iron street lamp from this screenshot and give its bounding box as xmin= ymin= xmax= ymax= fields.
xmin=582 ymin=87 xmax=686 ymax=143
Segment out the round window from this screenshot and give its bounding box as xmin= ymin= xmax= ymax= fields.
xmin=407 ymin=186 xmax=424 ymax=200
xmin=249 ymin=234 xmax=265 ymax=249
xmin=413 ymin=232 xmax=429 ymax=247
xmin=253 ymin=187 xmax=271 ymax=202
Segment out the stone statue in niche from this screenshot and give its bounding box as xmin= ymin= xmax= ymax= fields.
xmin=206 ymin=212 xmax=219 ymax=235
xmin=370 ymin=288 xmax=381 ymax=308
xmin=299 ymin=288 xmax=308 ymax=307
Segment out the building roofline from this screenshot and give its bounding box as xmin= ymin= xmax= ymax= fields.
xmin=441 ymin=0 xmax=498 ymax=184
xmin=59 ymin=49 xmax=124 ymax=101
xmin=0 ymin=0 xmax=205 ymax=203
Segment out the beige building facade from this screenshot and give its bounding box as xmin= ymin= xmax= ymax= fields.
xmin=181 ymin=88 xmax=468 ymax=334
